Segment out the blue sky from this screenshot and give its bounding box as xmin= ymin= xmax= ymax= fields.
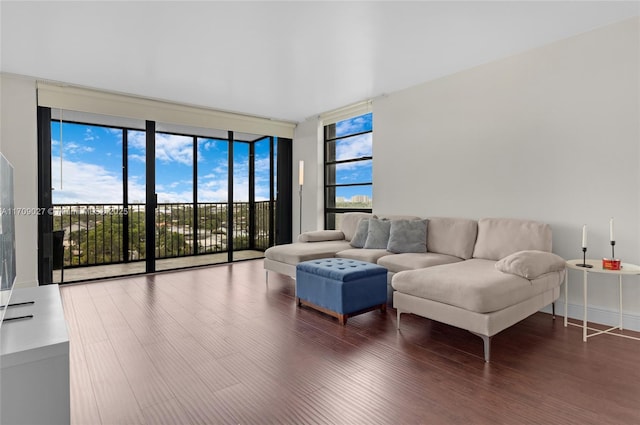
xmin=51 ymin=122 xmax=273 ymax=204
xmin=50 ymin=113 xmax=371 ymax=205
xmin=332 ymin=112 xmax=373 ymax=201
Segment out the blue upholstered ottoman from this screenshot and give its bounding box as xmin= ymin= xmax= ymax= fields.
xmin=295 ymin=258 xmax=388 ymax=325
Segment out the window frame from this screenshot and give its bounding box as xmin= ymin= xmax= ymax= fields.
xmin=323 ymin=113 xmax=373 ymax=230
xmin=41 ymin=111 xmax=285 ymax=283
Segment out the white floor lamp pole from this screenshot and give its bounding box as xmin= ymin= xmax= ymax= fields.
xmin=298 ymin=160 xmax=304 ymax=235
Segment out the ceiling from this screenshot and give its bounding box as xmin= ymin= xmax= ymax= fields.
xmin=1 ymin=1 xmax=639 ymax=123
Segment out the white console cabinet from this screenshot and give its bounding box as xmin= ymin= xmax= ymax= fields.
xmin=1 ymin=285 xmax=70 ymax=425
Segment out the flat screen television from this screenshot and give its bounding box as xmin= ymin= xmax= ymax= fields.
xmin=0 ymin=153 xmax=16 ymax=326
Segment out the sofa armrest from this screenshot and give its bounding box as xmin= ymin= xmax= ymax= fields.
xmin=495 ymin=250 xmax=566 ymax=279
xmin=298 ymin=230 xmax=345 ymax=243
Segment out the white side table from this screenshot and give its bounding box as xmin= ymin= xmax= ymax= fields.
xmin=565 ymin=259 xmax=640 ymax=342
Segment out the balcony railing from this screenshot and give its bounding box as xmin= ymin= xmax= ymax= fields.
xmin=53 ymin=201 xmax=275 ymax=268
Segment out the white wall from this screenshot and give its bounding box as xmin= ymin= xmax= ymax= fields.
xmin=0 ymin=74 xmax=39 ymax=288
xmin=372 ymin=18 xmax=640 ymax=329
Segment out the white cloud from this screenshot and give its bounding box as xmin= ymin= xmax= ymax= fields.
xmin=106 ymin=128 xmax=123 ymax=136
xmin=84 ymin=128 xmax=96 ymax=142
xmin=128 ymin=131 xmax=146 ymax=151
xmin=51 ymin=139 xmax=95 ymax=155
xmin=52 ymin=159 xmax=145 ymax=204
xmin=51 ymin=138 xmax=273 ymax=204
xmin=156 ymin=189 xmax=193 ymax=203
xmin=156 ymin=134 xmax=193 ymax=165
xmin=129 ymin=132 xmax=194 ymax=166
xmin=335 ymin=114 xmax=372 ymax=136
xmin=254 ymin=155 xmax=270 ymax=173
xmin=335 ymin=133 xmax=372 ymax=161
xmin=197 ymin=188 xmax=228 ymax=202
xmin=335 ymin=161 xmax=371 ymax=182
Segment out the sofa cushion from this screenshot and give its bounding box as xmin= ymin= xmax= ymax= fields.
xmin=265 ymin=240 xmax=352 ymax=264
xmin=495 ymin=250 xmax=566 ymax=279
xmin=377 ymin=252 xmax=463 ymax=273
xmin=364 ymin=218 xmax=391 ymax=249
xmin=336 ymin=248 xmax=393 ymax=263
xmin=391 ymin=259 xmax=564 ymax=313
xmin=349 ymin=219 xmax=370 ymax=248
xmin=387 ymin=219 xmax=428 ymax=253
xmin=427 ymin=217 xmax=478 ymax=259
xmin=472 ymin=218 xmax=552 ymax=261
xmin=339 ymin=213 xmax=375 ymax=242
xmin=298 ymin=230 xmax=345 ymax=242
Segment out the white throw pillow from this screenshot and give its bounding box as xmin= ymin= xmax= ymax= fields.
xmin=495 ymin=250 xmax=566 ymax=279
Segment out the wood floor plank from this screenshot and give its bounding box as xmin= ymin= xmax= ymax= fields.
xmin=68 ymin=356 xmax=103 ymax=425
xmin=95 ymin=284 xmax=180 ymax=414
xmin=141 ymin=397 xmax=196 ymax=425
xmin=61 ymin=291 xmax=103 ymax=425
xmin=83 ymin=340 xmax=145 ymax=424
xmin=61 ymin=259 xmax=640 ymax=425
xmin=142 ymin=340 xmax=236 ymax=424
xmin=68 ymin=284 xmax=109 ymax=345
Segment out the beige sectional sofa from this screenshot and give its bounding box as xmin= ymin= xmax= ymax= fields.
xmin=264 ymin=213 xmax=566 ymax=361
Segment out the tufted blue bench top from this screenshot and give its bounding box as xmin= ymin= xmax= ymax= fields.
xmin=296 ymin=258 xmax=387 ymax=282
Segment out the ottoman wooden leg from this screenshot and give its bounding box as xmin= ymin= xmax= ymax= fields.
xmin=380 ymin=303 xmax=387 ymax=313
xmin=296 ymin=297 xmax=301 ymax=306
xmin=338 ymin=314 xmax=347 ymax=326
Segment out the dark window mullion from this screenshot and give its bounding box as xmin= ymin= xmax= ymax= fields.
xmin=325 ymin=129 xmax=372 ymax=142
xmin=227 ymin=132 xmax=234 ymax=263
xmin=268 ymin=137 xmax=275 ymax=248
xmin=326 ymin=156 xmax=372 ymax=166
xmin=324 ymin=123 xmax=336 ymax=229
xmin=249 ymin=142 xmax=255 ymax=250
xmin=192 ymin=136 xmax=198 ymax=256
xmin=122 ymin=129 xmax=129 ymax=263
xmin=145 ymin=120 xmax=156 ymax=273
xmin=326 ymin=182 xmax=372 ymax=188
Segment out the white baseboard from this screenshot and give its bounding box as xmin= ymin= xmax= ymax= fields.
xmin=540 ymin=302 xmax=640 ymax=332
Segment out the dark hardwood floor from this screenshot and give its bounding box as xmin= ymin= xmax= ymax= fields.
xmin=60 ymin=259 xmax=640 ymax=424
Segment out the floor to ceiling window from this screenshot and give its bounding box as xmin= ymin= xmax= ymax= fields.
xmin=197 ymin=135 xmax=230 ymax=258
xmin=50 ymin=118 xmax=132 ymax=271
xmin=44 ymin=110 xmax=281 ymax=283
xmin=324 ymin=112 xmax=373 ymax=230
xmin=154 ymin=132 xmax=194 ymax=268
xmin=127 ymin=129 xmax=147 ymax=264
xmin=253 ymin=136 xmax=276 ymax=250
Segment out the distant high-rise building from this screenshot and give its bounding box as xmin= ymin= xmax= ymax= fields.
xmin=351 ymin=195 xmax=371 ymax=204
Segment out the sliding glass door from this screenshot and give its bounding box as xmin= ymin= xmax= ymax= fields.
xmin=196 ymin=136 xmax=230 ymax=263
xmin=154 ymin=132 xmax=194 ymax=271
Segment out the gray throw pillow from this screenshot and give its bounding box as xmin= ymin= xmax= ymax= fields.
xmin=363 ymin=218 xmax=391 ymax=249
xmin=350 ymin=219 xmax=369 ymax=248
xmin=387 ymin=219 xmax=428 ymax=253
